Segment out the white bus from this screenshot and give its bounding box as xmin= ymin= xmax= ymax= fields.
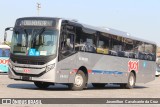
xmin=5 ymin=17 xmax=156 ymax=90
xmin=0 ymin=45 xmax=10 ymax=73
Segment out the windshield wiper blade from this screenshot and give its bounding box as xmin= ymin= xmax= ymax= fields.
xmin=33 ymin=27 xmax=46 ymax=39
xmin=24 ymin=29 xmax=28 ymax=35
xmin=31 ymin=27 xmax=46 ymax=47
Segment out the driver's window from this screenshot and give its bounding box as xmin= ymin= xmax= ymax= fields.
xmin=60 ymin=32 xmax=74 ymax=56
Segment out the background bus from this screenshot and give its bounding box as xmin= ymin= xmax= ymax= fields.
xmin=4 ymin=17 xmax=156 ymax=90
xmin=0 ymin=45 xmax=10 ymax=73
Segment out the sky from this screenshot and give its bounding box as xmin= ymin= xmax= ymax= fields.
xmin=0 ymin=0 xmax=160 ymax=45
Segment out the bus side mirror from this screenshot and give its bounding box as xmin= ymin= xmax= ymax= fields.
xmin=4 ymin=27 xmax=13 ymax=42
xmin=4 ymin=31 xmax=7 ymax=42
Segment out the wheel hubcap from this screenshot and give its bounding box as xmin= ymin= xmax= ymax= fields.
xmin=74 ymin=74 xmax=83 ymax=87
xmin=129 ymin=76 xmax=134 ymax=86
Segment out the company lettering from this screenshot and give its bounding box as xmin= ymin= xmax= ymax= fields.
xmin=128 ymin=60 xmax=139 ymax=73
xmin=0 ymin=59 xmax=9 ymax=64
xmin=23 ymin=69 xmax=30 ymax=73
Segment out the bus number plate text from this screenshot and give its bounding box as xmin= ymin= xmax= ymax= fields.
xmin=128 ymin=60 xmax=139 ymax=73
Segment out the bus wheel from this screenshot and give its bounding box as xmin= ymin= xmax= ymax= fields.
xmin=34 ymin=81 xmax=50 ymax=89
xmin=69 ymin=70 xmax=86 ymax=91
xmin=92 ymin=83 xmax=106 ymax=88
xmin=121 ymin=72 xmax=135 ymax=89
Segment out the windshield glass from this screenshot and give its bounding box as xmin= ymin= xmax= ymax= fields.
xmin=11 ymin=28 xmax=58 ymax=56
xmin=0 ymin=48 xmax=10 ymax=57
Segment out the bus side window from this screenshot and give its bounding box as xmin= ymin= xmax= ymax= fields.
xmin=123 ymin=38 xmax=134 ymax=58
xmin=75 ymin=27 xmax=97 ymax=53
xmin=81 ymin=38 xmax=96 ymax=52
xmin=144 ymin=43 xmax=156 ymax=61
xmin=134 ymin=41 xmax=146 ymax=60
xmin=110 ymin=35 xmax=124 ymax=57
xmin=60 ymin=30 xmax=75 ymax=57
xmin=97 ymin=33 xmax=110 ymax=55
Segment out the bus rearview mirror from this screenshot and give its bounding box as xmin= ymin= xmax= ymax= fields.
xmin=4 ymin=27 xmax=13 ymax=42
xmin=4 ymin=31 xmax=7 ymax=42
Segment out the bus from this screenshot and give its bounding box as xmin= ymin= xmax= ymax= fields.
xmin=156 ymin=57 xmax=160 ymax=77
xmin=4 ymin=17 xmax=156 ymax=90
xmin=0 ymin=45 xmax=10 ymax=73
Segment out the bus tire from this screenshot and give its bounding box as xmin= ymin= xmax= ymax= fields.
xmin=34 ymin=81 xmax=50 ymax=89
xmin=92 ymin=83 xmax=106 ymax=88
xmin=69 ymin=70 xmax=86 ymax=91
xmin=121 ymin=72 xmax=135 ymax=89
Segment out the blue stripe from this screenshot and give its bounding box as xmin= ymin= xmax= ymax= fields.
xmin=92 ymin=70 xmax=123 ymax=75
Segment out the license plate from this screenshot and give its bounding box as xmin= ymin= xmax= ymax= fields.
xmin=22 ymin=76 xmax=31 ymax=80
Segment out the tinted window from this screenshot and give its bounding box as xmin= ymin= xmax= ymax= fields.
xmin=144 ymin=43 xmax=156 ymax=61
xmin=123 ymin=38 xmax=134 ymax=58
xmin=97 ymin=33 xmax=110 ymax=54
xmin=134 ymin=41 xmax=145 ymax=60
xmin=75 ymin=28 xmax=97 ymax=53
xmin=0 ymin=48 xmax=10 ymax=57
xmin=60 ymin=25 xmax=75 ymax=57
xmin=110 ymin=35 xmax=124 ymax=57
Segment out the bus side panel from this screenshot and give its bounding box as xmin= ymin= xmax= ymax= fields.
xmin=56 ymin=52 xmax=129 ymax=84
xmin=56 ymin=54 xmax=78 ymax=83
xmin=77 ymin=52 xmax=128 ymax=83
xmin=136 ymin=60 xmax=155 ymax=83
xmin=56 ymin=53 xmax=102 ymax=83
xmin=84 ymin=52 xmax=155 ymax=84
xmin=56 ymin=52 xmax=155 ymax=84
xmin=0 ymin=57 xmax=9 ymax=73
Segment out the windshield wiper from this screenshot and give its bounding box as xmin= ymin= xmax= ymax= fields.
xmin=23 ymin=29 xmax=29 ymax=47
xmin=33 ymin=27 xmax=46 ymax=39
xmin=31 ymin=27 xmax=46 ymax=47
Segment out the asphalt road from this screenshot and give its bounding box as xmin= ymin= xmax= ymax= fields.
xmin=0 ymin=74 xmax=160 ymax=107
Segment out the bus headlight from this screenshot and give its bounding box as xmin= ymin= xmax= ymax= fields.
xmin=46 ymin=63 xmax=55 ymax=72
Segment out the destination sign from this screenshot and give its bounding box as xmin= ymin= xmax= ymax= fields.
xmin=16 ymin=19 xmax=56 ymax=27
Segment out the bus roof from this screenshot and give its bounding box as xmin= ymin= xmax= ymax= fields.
xmin=15 ymin=17 xmax=156 ymax=45
xmin=62 ymin=18 xmax=156 ymax=45
xmin=0 ymin=45 xmax=10 ymax=49
xmin=77 ymin=23 xmax=156 ymax=45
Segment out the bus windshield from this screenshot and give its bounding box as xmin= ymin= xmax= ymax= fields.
xmin=0 ymin=48 xmax=10 ymax=57
xmin=11 ymin=28 xmax=58 ymax=56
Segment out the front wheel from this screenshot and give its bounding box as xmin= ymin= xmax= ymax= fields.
xmin=69 ymin=70 xmax=86 ymax=91
xmin=120 ymin=72 xmax=136 ymax=89
xmin=34 ymin=81 xmax=50 ymax=89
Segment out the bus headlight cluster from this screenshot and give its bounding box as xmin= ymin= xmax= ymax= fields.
xmin=46 ymin=63 xmax=55 ymax=72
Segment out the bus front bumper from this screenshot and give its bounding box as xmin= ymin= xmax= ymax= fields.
xmin=8 ymin=67 xmax=57 ymax=83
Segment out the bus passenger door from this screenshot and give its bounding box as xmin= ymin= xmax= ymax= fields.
xmin=59 ymin=25 xmax=76 ymax=61
xmin=57 ymin=24 xmax=76 ymax=83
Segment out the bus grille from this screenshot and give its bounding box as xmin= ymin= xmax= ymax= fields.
xmin=12 ymin=59 xmax=45 ymax=65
